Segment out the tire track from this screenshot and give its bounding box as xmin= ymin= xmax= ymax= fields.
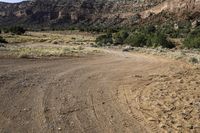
xmin=0 ymin=51 xmax=183 ymax=133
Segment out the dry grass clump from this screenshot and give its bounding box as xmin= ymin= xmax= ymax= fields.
xmin=189 ymin=57 xmax=199 ymax=64
xmin=128 ymin=47 xmax=200 ymax=65
xmin=0 ymin=31 xmax=99 ymax=58
xmin=2 ymin=31 xmax=96 ymax=44
xmin=6 ymin=45 xmax=100 ymax=58
xmin=14 ymin=47 xmax=81 ymax=58
xmin=51 ymin=40 xmax=59 ymax=44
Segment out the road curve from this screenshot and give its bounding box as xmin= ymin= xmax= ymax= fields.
xmin=0 ymin=51 xmax=186 ymax=133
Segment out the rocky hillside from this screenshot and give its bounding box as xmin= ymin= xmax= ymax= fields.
xmin=0 ymin=0 xmax=200 ymax=28
xmin=140 ymin=0 xmax=200 ymax=18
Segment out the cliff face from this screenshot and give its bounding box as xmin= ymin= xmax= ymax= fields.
xmin=141 ymin=0 xmax=200 ymax=18
xmin=0 ymin=0 xmax=116 ymax=27
xmin=0 ymin=0 xmax=200 ymax=28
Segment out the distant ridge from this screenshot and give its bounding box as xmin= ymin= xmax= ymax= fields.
xmin=0 ymin=0 xmax=200 ymax=29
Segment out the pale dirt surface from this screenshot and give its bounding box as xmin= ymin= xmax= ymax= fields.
xmin=0 ymin=50 xmax=200 ymax=133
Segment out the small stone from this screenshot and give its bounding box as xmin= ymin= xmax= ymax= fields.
xmin=191 ymin=20 xmax=200 ymax=28
xmin=135 ymin=75 xmax=142 ymax=78
xmin=187 ymin=124 xmax=194 ymax=129
xmin=148 ymin=117 xmax=156 ymax=122
xmin=70 ymin=121 xmax=74 ymax=127
xmin=44 ymin=107 xmax=50 ymax=113
xmin=58 ymin=127 xmax=62 ymax=131
xmin=176 ymin=124 xmax=182 ymax=128
xmin=122 ymin=121 xmax=129 ymax=127
xmin=194 ymin=125 xmax=200 ymax=129
xmin=23 ymin=108 xmax=31 ymax=112
xmin=196 ymin=81 xmax=200 ymax=84
xmin=127 ymin=110 xmax=131 ymax=114
xmin=178 ymin=79 xmax=184 ymax=83
xmin=159 ymin=123 xmax=166 ymax=128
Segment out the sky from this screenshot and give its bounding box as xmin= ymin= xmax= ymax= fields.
xmin=0 ymin=0 xmax=24 ymax=3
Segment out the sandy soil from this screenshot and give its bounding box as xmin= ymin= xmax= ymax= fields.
xmin=0 ymin=50 xmax=199 ymax=133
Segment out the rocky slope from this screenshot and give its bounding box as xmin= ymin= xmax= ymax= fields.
xmin=140 ymin=0 xmax=200 ymax=18
xmin=0 ymin=0 xmax=200 ymax=28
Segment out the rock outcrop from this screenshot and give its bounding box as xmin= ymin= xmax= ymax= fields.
xmin=0 ymin=0 xmax=200 ymax=28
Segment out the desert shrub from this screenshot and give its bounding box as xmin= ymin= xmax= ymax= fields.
xmin=145 ymin=25 xmax=156 ymax=34
xmin=162 ymin=27 xmax=183 ymax=38
xmin=175 ymin=28 xmax=191 ymax=38
xmin=9 ymin=26 xmax=26 ymax=35
xmin=159 ymin=22 xmax=191 ymax=38
xmin=180 ymin=28 xmax=191 ymax=34
xmin=158 ymin=24 xmax=179 ymax=38
xmin=67 ymin=26 xmax=76 ymax=31
xmin=81 ymin=26 xmax=104 ymax=33
xmin=189 ymin=27 xmax=200 ymax=37
xmin=113 ymin=34 xmax=124 ymax=44
xmin=183 ymin=35 xmax=200 ymax=49
xmin=113 ymin=30 xmax=129 ymax=45
xmin=148 ymin=33 xmax=175 ymax=48
xmin=119 ymin=30 xmax=129 ymax=39
xmin=95 ymin=33 xmax=113 ymax=46
xmin=93 ymin=24 xmax=176 ymax=49
xmin=136 ymin=25 xmax=156 ymax=35
xmin=161 ymin=26 xmax=174 ymax=35
xmin=189 ymin=57 xmax=199 ymax=64
xmin=178 ymin=20 xmax=191 ymax=29
xmin=0 ymin=36 xmax=7 ymax=43
xmin=170 ymin=31 xmax=180 ymax=38
xmin=79 ymin=27 xmax=86 ymax=32
xmin=125 ymin=32 xmax=147 ymax=47
xmin=183 ymin=27 xmax=200 ymax=48
xmin=3 ymin=28 xmax=9 ymax=33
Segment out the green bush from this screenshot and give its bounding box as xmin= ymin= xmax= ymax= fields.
xmin=9 ymin=26 xmax=26 ymax=35
xmin=94 ymin=25 xmax=176 ymax=49
xmin=95 ymin=33 xmax=113 ymax=46
xmin=148 ymin=33 xmax=175 ymax=48
xmin=0 ymin=36 xmax=7 ymax=43
xmin=145 ymin=25 xmax=156 ymax=34
xmin=178 ymin=20 xmax=191 ymax=29
xmin=183 ymin=27 xmax=200 ymax=49
xmin=124 ymin=31 xmax=175 ymax=48
xmin=136 ymin=25 xmax=156 ymax=35
xmin=125 ymin=32 xmax=147 ymax=47
xmin=161 ymin=26 xmax=180 ymax=38
xmin=158 ymin=24 xmax=173 ymax=36
xmin=3 ymin=28 xmax=9 ymax=33
xmin=113 ymin=30 xmax=129 ymax=45
xmin=159 ymin=22 xmax=191 ymax=38
xmin=189 ymin=27 xmax=200 ymax=37
xmin=183 ymin=36 xmax=200 ymax=49
xmin=174 ymin=28 xmax=191 ymax=38
xmin=113 ymin=34 xmax=123 ymax=45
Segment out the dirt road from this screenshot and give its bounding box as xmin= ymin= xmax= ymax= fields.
xmin=0 ymin=51 xmax=199 ymax=133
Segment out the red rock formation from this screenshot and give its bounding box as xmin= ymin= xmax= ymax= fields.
xmin=0 ymin=0 xmax=199 ymax=28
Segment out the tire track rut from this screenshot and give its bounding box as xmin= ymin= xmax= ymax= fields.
xmin=0 ymin=51 xmax=185 ymax=133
